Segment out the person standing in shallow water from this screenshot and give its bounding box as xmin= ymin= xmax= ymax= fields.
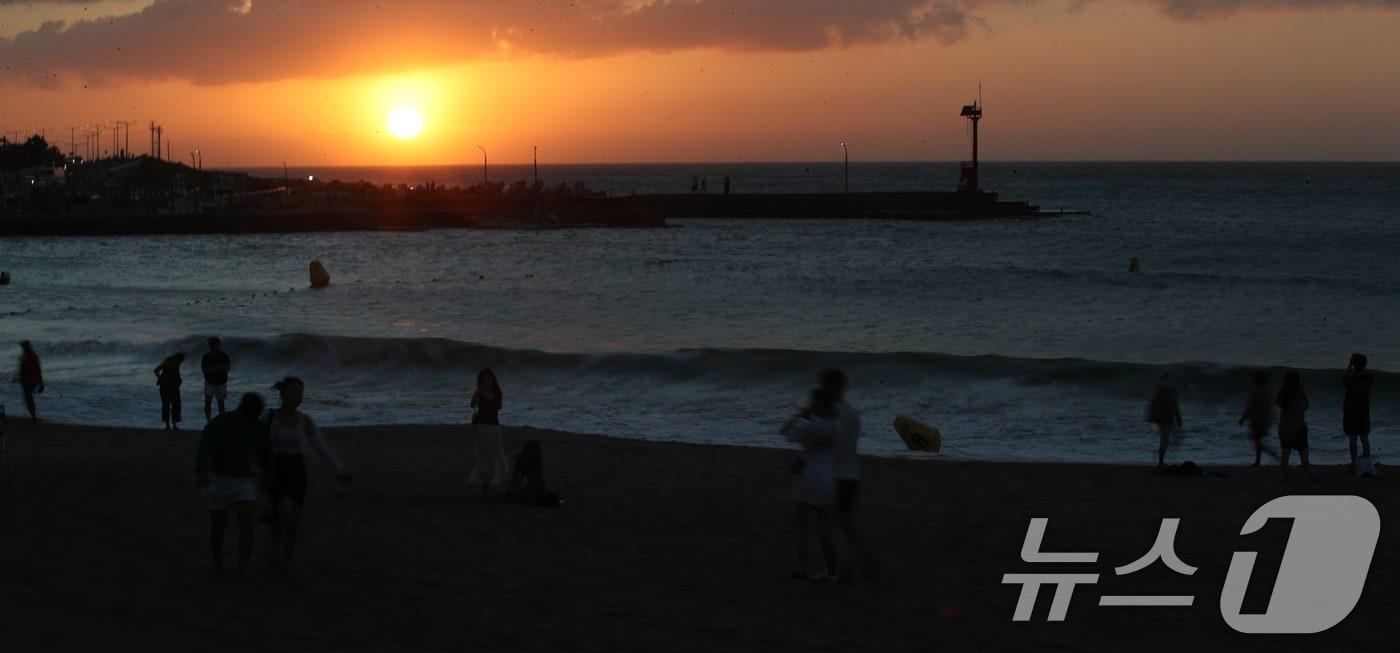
xmin=264 ymin=376 xmax=351 ymax=572
xmin=1238 ymin=370 xmax=1275 ymax=466
xmin=154 ymin=353 xmax=185 ymax=430
xmin=1276 ymin=369 xmax=1313 ymax=483
xmin=1146 ymin=373 xmax=1183 ymax=467
xmin=202 ymin=337 xmax=231 ymax=421
xmin=16 ymin=341 xmax=44 ymax=424
xmin=197 ymin=392 xmax=270 ymax=577
xmin=1343 ymin=353 xmax=1374 ymax=467
xmin=469 ymin=369 xmax=510 ymax=499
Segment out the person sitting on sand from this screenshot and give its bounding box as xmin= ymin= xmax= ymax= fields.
xmin=469 ymin=369 xmax=510 ymax=499
xmin=16 ymin=340 xmax=44 ymax=424
xmin=263 ymin=376 xmax=351 ymax=572
xmin=503 ymin=440 xmax=561 ymax=506
xmin=781 ymin=388 xmax=839 ymax=581
xmin=1146 ymin=373 xmax=1183 ymax=467
xmin=1276 ymin=369 xmax=1313 ymax=483
xmin=1238 ymin=370 xmax=1276 ymax=466
xmin=154 ymin=353 xmax=185 ymax=430
xmin=197 ymin=392 xmax=271 ymax=577
xmin=1343 ymin=353 xmax=1374 ymax=468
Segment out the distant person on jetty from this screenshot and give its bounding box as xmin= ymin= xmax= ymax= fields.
xmin=701 ymin=178 xmax=707 ymax=193
xmin=781 ymin=387 xmax=838 ymax=580
xmin=264 ymin=376 xmax=351 ymax=572
xmin=16 ymin=340 xmax=44 ymax=424
xmin=823 ymin=368 xmax=880 ymax=584
xmin=196 ymin=392 xmax=270 ymax=577
xmin=469 ymin=369 xmax=510 ymax=499
xmin=202 ymin=337 xmax=231 ymax=421
xmin=1146 ymin=373 xmax=1182 ymax=467
xmin=154 ymin=353 xmax=185 ymax=430
xmin=1343 ymin=353 xmax=1374 ymax=467
xmin=1238 ymin=370 xmax=1275 ymax=466
xmin=723 ymin=174 xmax=731 ymax=195
xmin=1276 ymin=370 xmax=1313 ymax=483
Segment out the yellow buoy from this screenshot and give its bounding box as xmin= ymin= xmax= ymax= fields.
xmin=309 ymin=260 xmax=331 ymax=288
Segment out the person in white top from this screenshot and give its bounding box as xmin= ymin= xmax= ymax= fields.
xmin=781 ymin=388 xmax=838 ymax=580
xmin=263 ymin=376 xmax=351 ymax=572
xmin=822 ymin=368 xmax=880 ymax=584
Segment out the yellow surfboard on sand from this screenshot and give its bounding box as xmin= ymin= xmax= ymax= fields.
xmin=893 ymin=415 xmax=942 ymax=452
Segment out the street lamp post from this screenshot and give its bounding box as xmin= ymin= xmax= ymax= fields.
xmin=476 ymin=145 xmax=488 ymax=187
xmin=841 ymin=142 xmax=849 ymax=193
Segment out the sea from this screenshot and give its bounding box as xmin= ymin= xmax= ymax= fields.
xmin=3 ymin=161 xmax=1399 ymax=464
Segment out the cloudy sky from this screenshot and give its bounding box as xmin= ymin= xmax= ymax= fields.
xmin=2 ymin=0 xmax=1397 ymax=165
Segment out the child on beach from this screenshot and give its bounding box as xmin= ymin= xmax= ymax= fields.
xmin=469 ymin=369 xmax=510 ymax=499
xmin=781 ymin=388 xmax=839 ymax=580
xmin=154 ymin=353 xmax=185 ymax=430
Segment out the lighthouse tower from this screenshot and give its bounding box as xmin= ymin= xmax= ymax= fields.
xmin=957 ymin=99 xmax=982 ymax=194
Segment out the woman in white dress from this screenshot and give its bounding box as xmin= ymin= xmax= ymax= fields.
xmin=781 ymin=388 xmax=839 ymax=580
xmin=469 ymin=369 xmax=510 ymax=499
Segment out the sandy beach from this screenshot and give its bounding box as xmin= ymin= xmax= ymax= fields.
xmin=1 ymin=420 xmax=1396 ymax=651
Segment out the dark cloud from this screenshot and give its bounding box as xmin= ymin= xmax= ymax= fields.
xmin=1147 ymin=0 xmax=1400 ymax=19
xmin=2 ymin=0 xmax=1396 ymax=86
xmin=0 ymin=0 xmax=988 ymax=85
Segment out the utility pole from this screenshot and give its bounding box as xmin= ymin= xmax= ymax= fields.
xmin=841 ymin=142 xmax=849 ymax=193
xmin=533 ymin=145 xmax=538 ymax=186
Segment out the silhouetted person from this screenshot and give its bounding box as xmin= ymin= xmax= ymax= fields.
xmin=16 ymin=340 xmax=43 ymax=424
xmin=154 ymin=353 xmax=185 ymax=430
xmin=1343 ymin=353 xmax=1374 ymax=466
xmin=503 ymin=439 xmax=561 ymax=506
xmin=197 ymin=392 xmax=270 ymax=577
xmin=723 ymin=174 xmax=731 ymax=195
xmin=1276 ymin=369 xmax=1313 ymax=483
xmin=1146 ymin=373 xmax=1182 ymax=467
xmin=202 ymin=336 xmax=231 ymax=421
xmin=822 ymin=368 xmax=879 ymax=584
xmin=690 ymin=176 xmax=699 ymax=193
xmin=701 ymin=177 xmax=707 ymax=193
xmin=264 ymin=376 xmax=351 ymax=572
xmin=469 ymin=369 xmax=509 ymax=499
xmin=782 ymin=387 xmax=838 ymax=580
xmin=1238 ymin=370 xmax=1276 ymax=466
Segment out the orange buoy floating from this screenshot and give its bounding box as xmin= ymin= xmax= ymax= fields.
xmin=309 ymin=260 xmax=331 ymax=288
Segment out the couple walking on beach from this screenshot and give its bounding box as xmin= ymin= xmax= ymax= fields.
xmin=781 ymin=368 xmax=879 ymax=584
xmin=195 ymin=376 xmax=351 ymax=576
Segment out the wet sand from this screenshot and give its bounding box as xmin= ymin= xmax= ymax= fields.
xmin=0 ymin=420 xmax=1396 ymax=651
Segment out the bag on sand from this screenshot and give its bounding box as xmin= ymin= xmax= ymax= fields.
xmin=1354 ymin=457 xmax=1377 ymax=478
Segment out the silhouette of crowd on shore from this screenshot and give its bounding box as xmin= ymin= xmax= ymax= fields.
xmin=8 ymin=337 xmax=1385 ymax=580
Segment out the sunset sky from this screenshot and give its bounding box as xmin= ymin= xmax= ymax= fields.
xmin=2 ymin=0 xmax=1397 ymax=165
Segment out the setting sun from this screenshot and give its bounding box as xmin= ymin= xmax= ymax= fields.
xmin=387 ymin=106 xmax=423 ymax=139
